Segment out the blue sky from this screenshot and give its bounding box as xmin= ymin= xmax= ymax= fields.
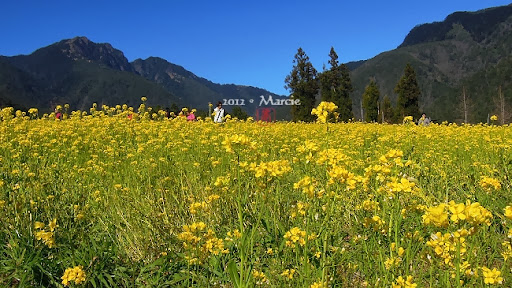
xmin=1 ymin=0 xmax=510 ymax=95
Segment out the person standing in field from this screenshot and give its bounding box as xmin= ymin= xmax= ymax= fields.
xmin=55 ymin=108 xmax=63 ymax=120
xmin=213 ymin=101 xmax=225 ymax=123
xmin=186 ymin=111 xmax=196 ymax=121
xmin=418 ymin=113 xmax=431 ymax=126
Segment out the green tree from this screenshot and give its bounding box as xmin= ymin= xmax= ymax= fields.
xmin=319 ymin=47 xmax=353 ymax=121
xmin=285 ymin=47 xmax=318 ymax=122
xmin=170 ymin=103 xmax=179 ymax=114
xmin=362 ymin=79 xmax=380 ymax=122
xmin=395 ymin=63 xmax=420 ymax=119
xmin=194 ymin=109 xmax=208 ymax=119
xmin=231 ymin=106 xmax=248 ymax=120
xmin=380 ymin=95 xmax=394 ymax=123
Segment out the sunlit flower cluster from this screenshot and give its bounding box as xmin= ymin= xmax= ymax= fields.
xmin=248 ymin=160 xmax=292 ymax=178
xmin=1 ymin=101 xmax=511 ymax=286
xmin=479 ymin=176 xmax=501 ymax=191
xmin=426 ymin=229 xmax=468 ymax=266
xmin=252 ymin=269 xmax=269 ymax=285
xmin=327 ymin=165 xmax=362 ymax=189
xmin=402 ymin=116 xmax=414 ymax=124
xmin=61 ymin=265 xmax=86 ymax=286
xmin=382 ymin=177 xmax=418 ymax=196
xmin=222 ymin=134 xmax=256 ymax=153
xmin=280 ymin=268 xmax=296 ymax=280
xmin=392 ymin=275 xmax=417 ymax=288
xmin=294 ymin=176 xmax=323 ymax=198
xmin=311 ymin=101 xmax=338 ymax=123
xmin=363 ymin=215 xmax=386 ymax=232
xmin=422 ymin=201 xmax=492 ymax=227
xmin=189 ymin=194 xmax=220 ymax=214
xmin=34 ymin=218 xmax=58 ymax=248
xmin=284 ymin=227 xmax=317 ymax=248
xmin=481 ymin=266 xmax=503 ymax=285
xmin=290 ymin=201 xmax=309 ymax=218
xmin=178 ymin=222 xmax=229 ymax=264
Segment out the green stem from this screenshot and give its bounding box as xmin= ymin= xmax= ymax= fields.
xmin=236 ymin=163 xmax=246 ymax=288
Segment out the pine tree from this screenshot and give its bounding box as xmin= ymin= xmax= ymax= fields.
xmin=319 ymin=47 xmax=353 ymax=121
xmin=170 ymin=103 xmax=179 ymax=114
xmin=231 ymin=106 xmax=248 ymax=120
xmin=285 ymin=48 xmax=318 ymax=122
xmin=381 ymin=95 xmax=393 ymax=123
xmin=394 ymin=63 xmax=420 ymax=119
xmin=319 ymin=49 xmax=337 ymax=103
xmin=362 ymin=79 xmax=380 ymax=122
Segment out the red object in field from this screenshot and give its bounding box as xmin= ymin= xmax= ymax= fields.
xmin=256 ymin=107 xmax=275 ymax=123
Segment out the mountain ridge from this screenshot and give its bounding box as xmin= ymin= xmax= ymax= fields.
xmin=399 ymin=5 xmax=512 ymax=48
xmin=349 ymin=3 xmax=512 ymax=123
xmin=0 ymin=36 xmax=283 ymax=115
xmin=2 ymin=4 xmax=512 ymax=122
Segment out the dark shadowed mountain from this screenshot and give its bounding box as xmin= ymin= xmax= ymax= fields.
xmin=131 ymin=56 xmax=283 ymax=114
xmin=1 ymin=37 xmax=177 ymax=111
xmin=0 ymin=57 xmax=42 ymax=109
xmin=0 ymin=36 xmax=283 ymax=115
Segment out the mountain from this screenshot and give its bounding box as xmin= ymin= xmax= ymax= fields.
xmin=1 ymin=37 xmax=178 ymax=111
xmin=0 ymin=57 xmax=42 ymax=109
xmin=131 ymin=57 xmax=283 ymax=114
xmin=345 ymin=60 xmax=366 ymax=71
xmin=399 ymin=5 xmax=512 ymax=48
xmin=0 ymin=36 xmax=283 ymax=115
xmin=4 ymin=2 xmax=511 ymax=123
xmin=349 ymin=4 xmax=512 ymax=123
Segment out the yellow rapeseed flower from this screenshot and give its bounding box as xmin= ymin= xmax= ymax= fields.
xmin=422 ymin=204 xmax=448 ymax=227
xmin=480 ymin=176 xmax=501 ymax=191
xmin=310 ymin=280 xmax=327 ymax=288
xmin=284 ymin=227 xmax=308 ymax=248
xmin=392 ymin=275 xmax=417 ymax=288
xmin=504 ymin=206 xmax=512 ymax=220
xmin=448 ymin=201 xmax=467 ymax=223
xmin=61 ymin=265 xmax=86 ymax=286
xmin=311 ymin=101 xmax=338 ymax=123
xmin=280 ymin=268 xmax=296 ymax=280
xmin=481 ymin=266 xmax=503 ymax=285
xmin=48 ymin=218 xmax=58 ymax=232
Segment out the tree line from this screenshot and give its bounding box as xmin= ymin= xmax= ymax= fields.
xmin=285 ymin=47 xmax=421 ymax=123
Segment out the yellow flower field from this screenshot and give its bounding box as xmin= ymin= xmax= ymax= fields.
xmin=0 ymin=106 xmax=511 ymax=287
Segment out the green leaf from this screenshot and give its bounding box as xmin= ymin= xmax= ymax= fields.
xmin=227 ymin=260 xmax=240 ymax=288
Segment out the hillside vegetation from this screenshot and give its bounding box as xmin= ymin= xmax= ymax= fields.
xmin=350 ymin=5 xmax=512 ymax=123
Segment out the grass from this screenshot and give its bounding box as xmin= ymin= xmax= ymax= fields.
xmin=0 ymin=107 xmax=511 ymax=287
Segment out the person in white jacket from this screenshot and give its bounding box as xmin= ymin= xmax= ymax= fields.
xmin=213 ymin=101 xmax=225 ymax=123
xmin=418 ymin=113 xmax=431 ymax=126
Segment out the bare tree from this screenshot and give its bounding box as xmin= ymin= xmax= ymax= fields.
xmin=377 ymin=101 xmax=384 ymax=123
xmin=499 ymin=86 xmax=505 ymax=125
xmin=360 ymin=100 xmax=364 ymax=122
xmin=462 ymin=86 xmax=469 ymax=124
xmin=456 ymin=86 xmax=473 ymax=124
xmin=493 ymin=86 xmax=510 ymax=125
